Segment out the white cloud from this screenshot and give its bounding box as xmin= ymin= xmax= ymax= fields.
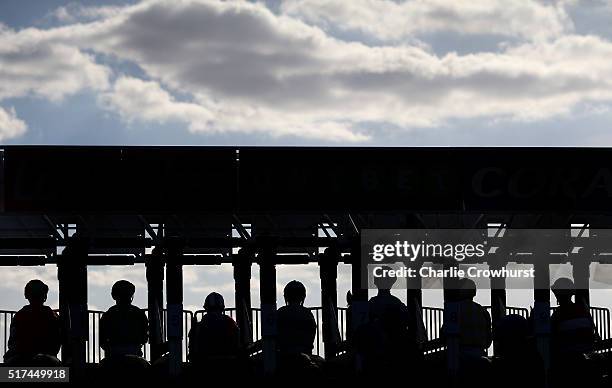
xmin=280 ymin=0 xmax=573 ymax=42
xmin=98 ymin=76 xmax=214 ymax=131
xmin=99 ymin=76 xmax=369 ymax=141
xmin=47 ymin=3 xmax=123 ymax=24
xmin=88 ymin=265 xmax=146 ymax=289
xmin=0 ymin=24 xmax=111 ymax=142
xmin=1 ymin=0 xmax=612 ymax=142
xmin=67 ymin=0 xmax=611 ymax=136
xmin=0 ymin=106 xmax=27 ymax=140
xmin=82 ymin=1 xmax=612 ymax=130
xmin=0 ymin=267 xmax=58 ymax=292
xmin=0 ymin=33 xmax=111 ymax=101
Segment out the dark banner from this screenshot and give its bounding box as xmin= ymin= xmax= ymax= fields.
xmin=239 ymin=147 xmax=612 ymax=212
xmin=2 ymin=147 xmax=612 ymax=213
xmin=238 ymin=147 xmax=462 ymax=212
xmin=2 ymin=147 xmax=236 ymax=212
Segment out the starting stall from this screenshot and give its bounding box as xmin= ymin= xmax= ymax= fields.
xmin=1 ymin=146 xmax=612 ymax=381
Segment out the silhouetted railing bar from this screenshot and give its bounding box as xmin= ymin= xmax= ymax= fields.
xmin=604 ymin=308 xmax=608 ymax=339
xmin=424 ymin=309 xmax=428 ymax=339
xmin=338 ymin=307 xmax=346 ymax=341
xmin=427 ymin=309 xmax=431 ymax=339
xmin=89 ymin=314 xmax=94 ymax=363
xmin=97 ymin=312 xmax=101 ymax=362
xmin=254 ymin=310 xmax=260 ymax=342
xmin=185 ymin=310 xmax=193 ymax=360
xmin=310 ymin=308 xmax=321 ymax=356
xmin=317 ymin=309 xmax=321 ymax=355
xmin=162 ymin=310 xmax=167 ymax=343
xmin=433 ymin=309 xmax=438 ymax=339
xmin=341 ymin=309 xmax=345 ymax=341
xmin=183 ymin=312 xmax=187 ymax=359
xmin=425 ymin=309 xmax=430 ymax=339
xmin=3 ymin=312 xmax=9 ymax=360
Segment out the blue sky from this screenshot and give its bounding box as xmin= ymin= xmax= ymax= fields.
xmin=3 ymin=1 xmax=612 ymax=319
xmin=2 ymin=0 xmax=612 ymax=146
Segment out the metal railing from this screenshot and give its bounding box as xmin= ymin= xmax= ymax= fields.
xmin=0 ymin=311 xmax=14 ymax=363
xmin=420 ymin=306 xmax=529 ymax=343
xmin=193 ymin=308 xmax=262 ymax=342
xmin=422 ymin=306 xmax=444 ymax=341
xmin=87 ymin=309 xmax=194 ymax=363
xmin=0 ymin=307 xmax=343 ymax=362
xmin=87 ymin=311 xmax=104 ymax=363
xmin=590 ymin=306 xmax=611 ymax=342
xmin=547 ymin=306 xmax=611 ymax=342
xmin=193 ymin=307 xmax=345 ymax=357
xmin=1 ymin=305 xmax=609 ymax=363
xmin=504 ymin=306 xmax=531 ymax=318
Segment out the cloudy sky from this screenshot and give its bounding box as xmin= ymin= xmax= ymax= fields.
xmin=4 ymin=0 xmax=612 ymax=345
xmin=2 ymin=0 xmax=612 ymax=146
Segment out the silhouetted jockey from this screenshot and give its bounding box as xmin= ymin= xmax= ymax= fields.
xmin=360 ymin=267 xmax=420 ymax=373
xmin=4 ymin=280 xmax=61 ymax=364
xmin=188 ymin=292 xmax=240 ymax=362
xmin=493 ymin=314 xmax=545 ymax=388
xmin=277 ymin=280 xmax=317 ymax=355
xmin=437 ymin=279 xmax=493 ymax=388
xmin=550 ymin=277 xmax=597 ymax=357
xmin=275 ymin=280 xmax=320 ymax=377
xmin=548 ymin=277 xmax=599 ymax=388
xmin=455 ymin=278 xmax=492 ymax=357
xmin=368 ymin=267 xmax=412 ymax=335
xmin=99 ymin=280 xmax=148 ymax=358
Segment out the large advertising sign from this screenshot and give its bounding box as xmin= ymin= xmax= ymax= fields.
xmin=2 ymin=147 xmax=612 ymax=213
